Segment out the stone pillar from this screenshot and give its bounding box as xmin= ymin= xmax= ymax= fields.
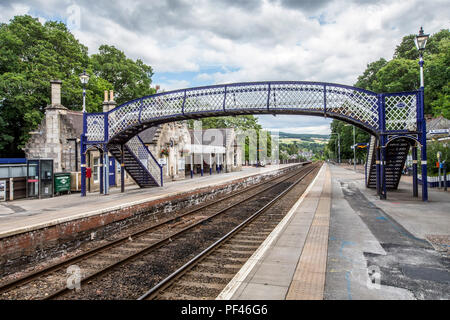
xmin=45 ymin=80 xmax=68 ymax=172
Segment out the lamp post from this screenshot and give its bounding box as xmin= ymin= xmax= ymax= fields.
xmin=79 ymin=70 xmax=90 ymax=197
xmin=79 ymin=70 xmax=90 ymax=113
xmin=330 ymin=133 xmax=340 ymax=163
xmin=353 ymin=125 xmax=356 ymax=171
xmin=414 ymin=27 xmax=429 ymax=202
xmin=344 ymin=124 xmax=357 ymax=171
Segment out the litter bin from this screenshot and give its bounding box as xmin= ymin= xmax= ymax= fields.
xmin=54 ymin=173 xmax=71 ymax=195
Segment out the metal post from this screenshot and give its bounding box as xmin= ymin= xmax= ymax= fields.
xmin=438 ymin=162 xmax=441 ymax=189
xmin=338 ymin=133 xmax=341 ymax=164
xmin=209 ymin=153 xmax=212 ymax=175
xmin=99 ymin=150 xmax=104 ymax=194
xmin=104 ymin=150 xmax=109 ymax=195
xmin=376 ymin=144 xmax=381 ymax=196
xmin=444 ymin=165 xmax=447 ymax=191
xmin=200 ymin=152 xmax=204 ymax=176
xmin=82 ymin=86 xmax=86 ymax=113
xmin=80 ymin=134 xmax=86 ymax=197
xmin=121 ymin=144 xmax=125 ymax=193
xmin=412 ymin=146 xmax=418 ymax=197
xmin=380 ymin=140 xmax=387 ymax=200
xmin=419 ymin=88 xmax=428 ymax=201
xmin=190 ymin=153 xmax=194 ymax=178
xmin=353 ymin=126 xmax=356 ymax=172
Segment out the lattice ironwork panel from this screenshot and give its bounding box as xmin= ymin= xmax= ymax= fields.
xmin=385 ymin=93 xmax=417 ymax=131
xmin=224 ymin=84 xmax=269 ymax=110
xmin=108 ymin=100 xmax=141 ymax=139
xmin=268 ymin=83 xmax=324 ymax=111
xmin=140 ymin=91 xmax=184 ymax=123
xmin=184 ymin=87 xmax=226 ymax=113
xmin=326 ymin=87 xmax=379 ymax=129
xmin=126 ymin=136 xmax=162 ymax=185
xmin=85 ymin=114 xmax=105 ymax=142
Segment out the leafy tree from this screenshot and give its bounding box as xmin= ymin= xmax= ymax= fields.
xmin=355 ymin=58 xmax=387 ymax=90
xmin=0 ymin=15 xmax=155 ymax=157
xmin=90 ymin=45 xmax=156 ymax=105
xmin=393 ymin=34 xmax=419 ymax=60
xmin=188 ymin=115 xmax=262 ymax=131
xmin=327 ymin=120 xmax=370 ymax=162
xmin=372 ymin=58 xmax=419 ymax=93
xmin=0 ymin=15 xmax=105 ymax=156
xmin=425 ymin=37 xmax=450 ymax=117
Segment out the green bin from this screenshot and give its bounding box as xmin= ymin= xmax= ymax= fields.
xmin=54 ymin=173 xmax=71 ymax=195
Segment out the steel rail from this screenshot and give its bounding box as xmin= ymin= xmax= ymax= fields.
xmin=138 ymin=164 xmax=318 ymax=300
xmin=0 ymin=163 xmax=307 ymax=295
xmin=41 ymin=164 xmax=313 ymax=300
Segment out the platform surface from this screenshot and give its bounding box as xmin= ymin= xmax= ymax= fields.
xmin=218 ymin=163 xmax=450 ymax=300
xmin=0 ymin=164 xmax=296 ymax=238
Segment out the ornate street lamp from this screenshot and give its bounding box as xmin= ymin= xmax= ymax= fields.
xmin=79 ymin=69 xmax=90 ymax=112
xmin=414 ymin=27 xmax=430 ymax=201
xmin=414 ymin=27 xmax=429 ymax=87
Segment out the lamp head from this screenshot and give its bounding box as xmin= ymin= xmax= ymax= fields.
xmin=414 ymin=27 xmax=429 ymax=51
xmin=79 ymin=69 xmax=90 ymax=85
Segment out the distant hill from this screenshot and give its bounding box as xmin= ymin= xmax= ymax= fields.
xmin=278 ymin=132 xmax=329 ymax=140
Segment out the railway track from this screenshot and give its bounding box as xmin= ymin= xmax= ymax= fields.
xmin=138 ymin=163 xmax=320 ymax=300
xmin=0 ymin=163 xmax=313 ymax=300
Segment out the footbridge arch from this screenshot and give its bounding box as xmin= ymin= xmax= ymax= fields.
xmin=81 ymin=81 xmax=428 ymax=201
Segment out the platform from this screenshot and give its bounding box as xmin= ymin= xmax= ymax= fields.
xmin=0 ymin=164 xmax=296 ymax=239
xmin=217 ymin=163 xmax=450 ymax=300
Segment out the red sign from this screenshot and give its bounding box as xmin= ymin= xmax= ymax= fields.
xmin=86 ymin=167 xmax=92 ymax=178
xmin=28 ymin=179 xmax=38 ymax=183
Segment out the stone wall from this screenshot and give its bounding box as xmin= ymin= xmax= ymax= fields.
xmin=0 ymin=164 xmax=303 ymax=276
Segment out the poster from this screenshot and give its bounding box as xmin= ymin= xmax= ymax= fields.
xmin=0 ymin=180 xmax=6 ymax=201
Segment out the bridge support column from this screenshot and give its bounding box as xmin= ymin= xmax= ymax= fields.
xmin=121 ymin=144 xmax=125 ymax=193
xmin=420 ymin=86 xmax=428 ymax=202
xmin=421 ymin=141 xmax=428 ymax=202
xmin=376 ymin=145 xmax=381 ymax=197
xmin=200 ymin=153 xmax=204 ymax=176
xmin=104 ymin=149 xmax=109 ymax=195
xmin=380 ymin=141 xmax=387 ymax=200
xmin=80 ymin=134 xmax=86 ymax=197
xmin=99 ymin=150 xmax=104 ymax=194
xmin=412 ymin=145 xmax=418 ymax=197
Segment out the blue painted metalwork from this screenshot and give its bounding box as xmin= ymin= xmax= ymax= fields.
xmin=412 ymin=146 xmax=418 ymax=197
xmin=81 ymin=80 xmax=424 ymax=200
xmin=419 ymin=87 xmax=428 ymax=201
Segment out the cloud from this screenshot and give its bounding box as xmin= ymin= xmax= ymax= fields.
xmin=158 ymin=79 xmax=191 ymax=92
xmin=1 ymin=0 xmax=449 ymax=133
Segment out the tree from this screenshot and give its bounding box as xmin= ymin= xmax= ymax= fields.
xmin=372 ymin=58 xmax=419 ymax=93
xmin=327 ymin=120 xmax=370 ymax=162
xmin=0 ymin=15 xmax=156 ymax=157
xmin=189 ymin=115 xmax=262 ymax=131
xmin=355 ymin=58 xmax=387 ymax=90
xmin=90 ymin=45 xmax=156 ymax=105
xmin=0 ymin=15 xmax=104 ymax=156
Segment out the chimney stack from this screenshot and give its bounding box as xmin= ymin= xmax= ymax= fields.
xmin=50 ymin=80 xmax=62 ymax=106
xmin=102 ymin=89 xmax=117 ymax=112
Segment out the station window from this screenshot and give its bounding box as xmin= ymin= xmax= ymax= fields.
xmin=93 ymin=157 xmax=100 ymax=183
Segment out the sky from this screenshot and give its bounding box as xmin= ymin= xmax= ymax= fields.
xmin=1 ymin=0 xmax=449 ymax=134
